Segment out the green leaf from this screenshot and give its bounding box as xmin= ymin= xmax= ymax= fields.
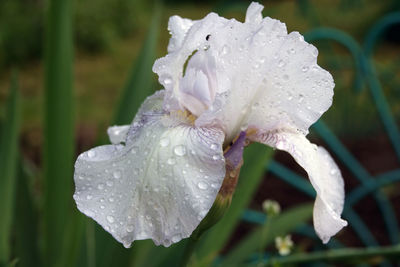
xmin=112 ymin=4 xmax=161 ymax=125
xmin=0 ymin=72 xmax=20 ymax=264
xmin=14 ymin=160 xmax=40 ymax=267
xmin=263 ymin=244 xmax=400 ymax=266
xmin=220 ymin=203 xmax=313 ymax=267
xmin=94 ymin=6 xmax=162 ymax=267
xmin=43 ymin=0 xmax=76 ymax=266
xmin=194 ymin=143 xmax=274 ymax=266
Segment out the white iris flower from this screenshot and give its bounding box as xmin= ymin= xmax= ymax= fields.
xmin=73 ymin=2 xmax=347 ymax=248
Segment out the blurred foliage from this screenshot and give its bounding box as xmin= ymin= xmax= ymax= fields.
xmin=0 ymin=0 xmax=147 ymax=69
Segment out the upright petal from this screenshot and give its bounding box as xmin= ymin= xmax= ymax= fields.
xmin=153 ymin=2 xmax=334 ymax=143
xmin=74 ymin=91 xmax=226 ymax=247
xmin=251 ymin=130 xmax=347 ymax=243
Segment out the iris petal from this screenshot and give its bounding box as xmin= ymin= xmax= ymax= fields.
xmin=74 ymin=91 xmax=226 ymax=247
xmin=252 ymin=130 xmax=347 ymax=243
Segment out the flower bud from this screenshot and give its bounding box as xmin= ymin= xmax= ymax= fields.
xmin=262 ymin=199 xmax=281 ymax=217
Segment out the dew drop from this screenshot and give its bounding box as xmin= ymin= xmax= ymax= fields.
xmin=126 ymin=225 xmax=134 ymax=233
xmin=276 ymin=141 xmax=285 ymax=150
xmin=167 ymin=158 xmax=176 ymax=165
xmin=220 ymin=45 xmax=230 ymax=55
xmin=131 ymin=147 xmax=137 ymax=154
xmin=160 ymin=137 xmax=170 ymax=147
xmin=164 ymin=78 xmax=172 ymax=85
xmin=174 ymin=145 xmax=186 ymax=156
xmin=86 ymin=195 xmax=93 ymax=200
xmin=198 ymin=181 xmax=208 ymax=190
xmin=302 ymin=66 xmax=309 ymax=72
xmin=278 ymin=60 xmax=285 ymax=67
xmin=172 ymin=235 xmax=181 ymax=243
xmin=298 ymin=94 xmax=304 ymax=103
xmin=106 ymin=180 xmax=114 ymax=187
xmin=212 ymin=154 xmax=220 ymax=160
xmin=113 ymin=170 xmax=121 ymax=179
xmin=210 ymin=143 xmax=218 ymax=150
xmin=107 ymin=215 xmax=115 ymax=223
xmin=211 ymin=183 xmax=220 ymax=189
xmin=87 ymin=150 xmax=96 ymax=158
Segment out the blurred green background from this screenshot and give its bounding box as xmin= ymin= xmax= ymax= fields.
xmin=0 ymin=0 xmax=400 ymax=266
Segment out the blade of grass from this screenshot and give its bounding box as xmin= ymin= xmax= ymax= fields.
xmin=194 ymin=143 xmax=274 ymax=266
xmin=43 ymin=0 xmax=75 ymax=266
xmin=0 ymin=72 xmax=20 ymax=264
xmin=263 ymin=245 xmax=400 ymax=266
xmin=14 ymin=160 xmax=40 ymax=267
xmin=95 ymin=5 xmax=162 ymax=267
xmin=220 ymin=203 xmax=313 ymax=267
xmin=112 ymin=4 xmax=161 ymax=125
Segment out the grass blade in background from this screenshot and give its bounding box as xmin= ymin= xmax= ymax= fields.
xmin=112 ymin=4 xmax=161 ymax=125
xmin=14 ymin=160 xmax=40 ymax=267
xmin=194 ymin=143 xmax=274 ymax=266
xmin=43 ymin=0 xmax=75 ymax=266
xmin=0 ymin=72 xmax=20 ymax=265
xmin=220 ymin=203 xmax=313 ymax=267
xmin=93 ymin=6 xmax=162 ymax=267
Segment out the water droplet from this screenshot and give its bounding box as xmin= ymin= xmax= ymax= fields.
xmin=100 ymin=205 xmax=105 ymax=209
xmin=278 ymin=60 xmax=285 ymax=67
xmin=212 ymin=154 xmax=220 ymax=160
xmin=167 ymin=158 xmax=176 ymax=165
xmin=164 ymin=78 xmax=172 ymax=85
xmin=174 ymin=145 xmax=186 ymax=156
xmin=109 ymin=197 xmax=115 ymax=202
xmin=126 ymin=225 xmax=134 ymax=233
xmin=172 ymin=235 xmax=181 ymax=243
xmin=88 ymin=150 xmax=96 ymax=158
xmin=289 ymin=48 xmax=296 ymax=54
xmin=302 ymin=66 xmax=309 ymax=72
xmin=131 ymin=147 xmax=137 ymax=154
xmin=298 ymin=94 xmax=304 ymax=103
xmin=113 ymin=170 xmax=121 ymax=179
xmin=330 ymin=169 xmax=338 ymax=175
xmin=211 ymin=183 xmax=219 ymax=189
xmin=86 ymin=195 xmax=93 ymax=200
xmin=160 ymin=137 xmax=170 ymax=147
xmin=107 ymin=215 xmax=115 ymax=223
xmin=276 ymin=141 xmax=285 ymax=150
xmin=220 ymin=45 xmax=230 ymax=55
xmin=210 ymin=143 xmax=218 ymax=150
xmin=198 ymin=181 xmax=208 ymax=190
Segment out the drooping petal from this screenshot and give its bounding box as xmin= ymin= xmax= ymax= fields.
xmin=73 ymin=91 xmax=226 ymax=247
xmin=153 ymin=2 xmax=334 ymax=144
xmin=251 ymin=130 xmax=347 ymax=243
xmin=107 ymin=125 xmax=130 ymax=144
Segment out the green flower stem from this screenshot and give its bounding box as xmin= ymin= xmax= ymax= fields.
xmin=263 ymin=245 xmax=400 ymax=266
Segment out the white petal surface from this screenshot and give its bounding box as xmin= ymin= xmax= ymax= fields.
xmin=74 ymin=91 xmax=226 ymax=247
xmin=252 ymin=130 xmax=347 ymax=243
xmin=153 ymin=2 xmax=334 ymax=143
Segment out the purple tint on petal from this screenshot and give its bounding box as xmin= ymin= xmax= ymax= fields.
xmin=224 ymin=131 xmax=247 ymax=169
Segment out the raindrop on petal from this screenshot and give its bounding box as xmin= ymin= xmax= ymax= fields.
xmin=174 ymin=145 xmax=186 ymax=156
